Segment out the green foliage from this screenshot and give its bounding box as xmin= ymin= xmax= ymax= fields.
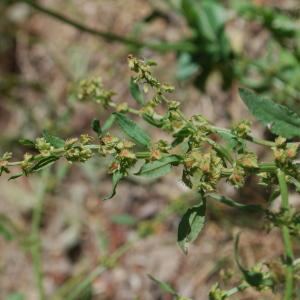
xmin=104 ymin=170 xmax=124 ymax=201
xmin=177 ymin=199 xmax=206 ymax=254
xmin=208 ymin=193 xmax=263 ymax=213
xmin=16 ymin=0 xmax=300 ymax=108
xmin=234 ymin=234 xmax=274 ymax=289
xmin=148 ymin=274 xmax=192 ymax=300
xmin=130 ymin=78 xmax=145 ymax=106
xmin=136 ymin=155 xmax=181 ymax=178
xmin=240 ymin=88 xmax=300 ymax=138
xmin=180 ymin=0 xmax=234 ymax=89
xmin=114 ymin=113 xmax=151 ymax=147
xmin=91 ymin=119 xmax=102 ymax=136
xmin=3 ymin=56 xmax=300 ymax=299
xmin=4 ymin=293 xmax=25 ymax=300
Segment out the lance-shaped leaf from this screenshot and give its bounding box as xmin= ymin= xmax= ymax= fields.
xmin=103 ymin=170 xmax=124 ymax=200
xmin=0 ymin=223 xmax=14 ymax=241
xmin=114 ymin=113 xmax=151 ymax=147
xmin=102 ymin=114 xmax=116 ymax=132
xmin=8 ymin=173 xmax=23 ymax=181
xmin=43 ymin=130 xmax=65 ymax=148
xmin=19 ymin=138 xmax=35 ymax=148
xmin=91 ymin=118 xmax=102 ymax=136
xmin=29 ymin=156 xmax=59 ymax=173
xmin=178 ymin=199 xmax=206 ymax=254
xmin=234 ymin=233 xmax=274 ymax=288
xmin=135 ymin=155 xmax=181 ymax=179
xmin=130 ymin=78 xmax=145 ymax=105
xmin=208 ymin=193 xmax=263 ymax=212
xmin=148 ymin=274 xmax=178 ymax=296
xmin=240 ymin=88 xmax=300 ymax=138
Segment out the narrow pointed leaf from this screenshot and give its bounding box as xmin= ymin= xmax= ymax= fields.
xmin=103 ymin=171 xmax=124 ymax=200
xmin=19 ymin=138 xmax=35 ymax=147
xmin=234 ymin=233 xmax=267 ymax=287
xmin=178 ymin=199 xmax=206 ymax=254
xmin=240 ymin=88 xmax=300 ymax=138
xmin=130 ymin=78 xmax=145 ymax=105
xmin=8 ymin=173 xmax=24 ymax=181
xmin=102 ymin=114 xmax=116 ymax=132
xmin=208 ymin=193 xmax=263 ymax=212
xmin=29 ymin=156 xmax=59 ymax=173
xmin=91 ymin=118 xmax=102 ymax=136
xmin=148 ymin=274 xmax=178 ymax=296
xmin=114 ymin=113 xmax=150 ymax=147
xmin=135 ymin=155 xmax=181 ymax=178
xmin=43 ymin=130 xmax=65 ymax=148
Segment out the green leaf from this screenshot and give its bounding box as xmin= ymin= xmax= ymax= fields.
xmin=19 ymin=138 xmax=35 ymax=147
xmin=239 ymin=88 xmax=300 ymax=138
xmin=8 ymin=173 xmax=24 ymax=181
xmin=178 ymin=199 xmax=206 ymax=254
xmin=215 ymin=128 xmax=246 ymax=153
xmin=43 ymin=130 xmax=65 ymax=148
xmin=91 ymin=118 xmax=102 ymax=136
xmin=289 ymin=177 xmax=300 ymax=193
xmin=135 ymin=155 xmax=181 ymax=178
xmin=114 ymin=113 xmax=151 ymax=147
xmin=103 ymin=171 xmax=124 ymax=200
xmin=111 ymin=214 xmax=137 ymax=226
xmin=208 ymin=193 xmax=263 ymax=212
xmin=142 ymin=113 xmax=164 ymax=128
xmin=0 ymin=223 xmax=14 ymax=241
xmin=181 ymin=0 xmax=227 ymax=42
xmin=234 ymin=233 xmax=265 ymax=287
xmin=102 ymin=114 xmax=116 ymax=132
xmin=29 ymin=156 xmax=59 ymax=173
xmin=148 ymin=274 xmax=178 ymax=296
xmin=130 ymin=78 xmax=145 ymax=105
xmin=177 ymin=52 xmax=199 ymax=81
xmin=4 ymin=293 xmax=25 ymax=300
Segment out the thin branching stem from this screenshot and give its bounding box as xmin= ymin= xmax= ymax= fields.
xmin=277 ymin=169 xmax=294 ymax=300
xmin=225 ymin=282 xmax=249 ymax=297
xmin=30 ymin=169 xmax=50 ymax=300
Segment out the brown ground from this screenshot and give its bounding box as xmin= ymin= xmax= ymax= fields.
xmin=0 ymin=1 xmax=299 ymax=299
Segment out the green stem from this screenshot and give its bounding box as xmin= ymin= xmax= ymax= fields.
xmin=277 ymin=169 xmax=294 ymax=300
xmin=211 ymin=126 xmax=278 ymax=147
xmin=245 ymin=135 xmax=276 ymax=147
xmin=30 ymin=169 xmax=50 ymax=300
xmin=225 ymin=282 xmax=249 ymax=297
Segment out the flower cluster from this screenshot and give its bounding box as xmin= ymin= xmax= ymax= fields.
xmin=78 ymin=76 xmax=115 ymax=108
xmin=99 ymin=134 xmax=136 ymax=174
xmin=64 ymin=135 xmax=94 ymax=163
xmin=0 ymin=152 xmax=12 ymax=175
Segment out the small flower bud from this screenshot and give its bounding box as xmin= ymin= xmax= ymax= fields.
xmin=238 ymin=152 xmax=258 ymax=168
xmin=229 ymin=167 xmax=245 ymax=188
xmin=232 ymin=120 xmax=252 ymax=138
xmin=286 ymin=144 xmax=298 ymax=159
xmin=119 ymin=149 xmax=136 ymax=160
xmin=275 ymin=136 xmax=287 ymax=148
xmin=108 ymin=162 xmax=120 ymax=174
xmin=116 ymin=102 xmax=129 ymax=113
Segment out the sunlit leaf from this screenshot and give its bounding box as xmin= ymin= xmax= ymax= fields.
xmin=240 ymin=88 xmax=300 ymax=138
xmin=130 ymin=78 xmax=145 ymax=105
xmin=103 ymin=170 xmax=124 ymax=200
xmin=135 ymin=155 xmax=181 ymax=178
xmin=43 ymin=130 xmax=65 ymax=148
xmin=114 ymin=113 xmax=150 ymax=147
xmin=178 ymin=199 xmax=206 ymax=254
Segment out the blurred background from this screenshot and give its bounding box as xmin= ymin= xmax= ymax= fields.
xmin=0 ymin=0 xmax=300 ymax=299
